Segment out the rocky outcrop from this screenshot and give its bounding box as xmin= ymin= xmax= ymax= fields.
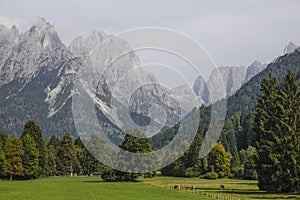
xmin=193 ymin=61 xmax=265 ymax=104
xmin=283 ymin=42 xmax=298 ymax=55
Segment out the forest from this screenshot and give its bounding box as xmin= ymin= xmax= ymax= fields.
xmin=0 ymin=71 xmax=299 ymax=193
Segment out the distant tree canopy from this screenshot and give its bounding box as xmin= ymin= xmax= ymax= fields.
xmin=254 ymin=71 xmax=300 ymax=193
xmin=0 ymin=120 xmax=105 ymax=180
xmin=102 ymin=129 xmax=154 ymax=182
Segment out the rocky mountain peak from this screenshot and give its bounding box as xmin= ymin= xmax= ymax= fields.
xmin=24 ymin=17 xmax=62 ymax=49
xmin=283 ymin=42 xmax=298 ymax=55
xmin=0 ymin=18 xmax=68 ymax=86
xmin=244 ymin=60 xmax=264 ymax=83
xmin=193 ymin=60 xmax=266 ymax=104
xmin=0 ymin=24 xmax=19 ymax=45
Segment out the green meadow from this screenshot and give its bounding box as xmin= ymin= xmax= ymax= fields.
xmin=0 ymin=176 xmax=211 ymax=200
xmin=143 ymin=176 xmax=300 ymax=200
xmin=1 ymin=176 xmax=300 ymax=200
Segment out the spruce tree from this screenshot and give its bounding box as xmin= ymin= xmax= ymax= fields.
xmin=22 ymin=120 xmax=44 ymax=150
xmin=254 ymin=71 xmax=300 ymax=193
xmin=56 ymin=133 xmax=77 ymax=176
xmin=22 ymin=120 xmax=45 ymax=175
xmin=21 ymin=134 xmax=40 ymax=179
xmin=74 ymin=136 xmax=95 ymax=176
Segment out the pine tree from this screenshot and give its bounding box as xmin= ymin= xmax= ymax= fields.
xmin=21 ymin=134 xmax=40 ymax=179
xmin=22 ymin=120 xmax=44 ymax=150
xmin=22 ymin=120 xmax=45 ymax=175
xmin=49 ymin=135 xmax=60 ymax=149
xmin=74 ymin=137 xmax=95 ymax=176
xmin=239 ymin=146 xmax=257 ymax=180
xmin=4 ymin=137 xmax=24 ymax=181
xmin=254 ymin=71 xmax=300 ymax=193
xmin=45 ymin=144 xmax=57 ymax=176
xmin=254 ymin=74 xmax=279 ymax=191
xmin=56 ymin=133 xmax=77 ymax=176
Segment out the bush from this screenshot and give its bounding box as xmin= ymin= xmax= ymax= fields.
xmin=184 ymin=167 xmax=199 ymax=178
xmin=203 ymin=172 xmax=218 ymax=179
xmin=218 ymin=172 xmax=225 ymax=178
xmin=231 ymin=166 xmax=243 ymax=178
xmin=244 ymin=170 xmax=258 ymax=180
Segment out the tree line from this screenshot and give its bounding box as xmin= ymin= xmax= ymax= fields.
xmin=0 ymin=71 xmax=299 ymax=193
xmin=0 ymin=120 xmax=106 ymax=180
xmin=0 ymin=119 xmax=234 ymax=181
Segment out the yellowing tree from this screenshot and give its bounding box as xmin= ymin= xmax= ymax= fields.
xmin=208 ymin=142 xmax=230 ymax=176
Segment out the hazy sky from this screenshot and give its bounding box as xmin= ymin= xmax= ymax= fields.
xmin=1 ymin=0 xmax=300 ymax=67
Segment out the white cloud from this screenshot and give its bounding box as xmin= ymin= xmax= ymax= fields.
xmin=0 ymin=16 xmax=29 ymax=31
xmin=1 ymin=0 xmax=300 ymax=67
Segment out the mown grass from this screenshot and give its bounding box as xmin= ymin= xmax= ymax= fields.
xmin=0 ymin=176 xmax=213 ymax=200
xmin=142 ymin=176 xmax=300 ymax=200
xmin=1 ymin=176 xmax=299 ymax=200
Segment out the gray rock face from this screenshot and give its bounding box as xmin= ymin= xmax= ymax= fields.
xmin=69 ymin=31 xmax=183 ymax=130
xmin=192 ymin=42 xmax=299 ymax=104
xmin=0 ymin=17 xmax=65 ymax=86
xmin=193 ymin=61 xmax=265 ymax=104
xmin=0 ymin=18 xmax=185 ymax=138
xmin=283 ymin=42 xmax=298 ymax=55
xmin=244 ymin=61 xmax=265 ymax=83
xmin=0 ymin=18 xmax=83 ymax=137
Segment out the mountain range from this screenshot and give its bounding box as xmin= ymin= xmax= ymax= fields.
xmin=0 ymin=17 xmax=298 ymax=144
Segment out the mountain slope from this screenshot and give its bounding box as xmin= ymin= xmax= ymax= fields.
xmin=221 ymin=46 xmax=300 ymax=152
xmin=0 ymin=18 xmax=185 ymax=141
xmin=0 ymin=18 xmax=81 ymax=137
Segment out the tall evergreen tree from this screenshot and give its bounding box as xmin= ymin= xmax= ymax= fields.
xmin=22 ymin=120 xmax=46 ymax=175
xmin=49 ymin=135 xmax=60 ymax=149
xmin=44 ymin=144 xmax=57 ymax=176
xmin=74 ymin=137 xmax=95 ymax=176
xmin=239 ymin=146 xmax=257 ymax=180
xmin=56 ymin=133 xmax=77 ymax=176
xmin=22 ymin=120 xmax=44 ymax=150
xmin=254 ymin=71 xmax=300 ymax=193
xmin=21 ymin=134 xmax=40 ymax=179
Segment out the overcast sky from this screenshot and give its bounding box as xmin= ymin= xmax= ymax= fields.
xmin=1 ymin=0 xmax=300 ymax=68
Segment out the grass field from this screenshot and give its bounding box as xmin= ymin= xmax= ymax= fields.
xmin=0 ymin=176 xmax=212 ymax=200
xmin=142 ymin=176 xmax=300 ymax=200
xmin=1 ymin=176 xmax=299 ymax=200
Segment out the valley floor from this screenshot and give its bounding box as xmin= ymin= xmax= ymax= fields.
xmin=0 ymin=176 xmax=299 ymax=200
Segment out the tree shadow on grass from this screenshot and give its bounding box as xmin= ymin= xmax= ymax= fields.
xmin=198 ymin=188 xmax=261 ymax=194
xmin=227 ymin=182 xmax=257 ymax=186
xmin=82 ymin=180 xmax=101 ymax=183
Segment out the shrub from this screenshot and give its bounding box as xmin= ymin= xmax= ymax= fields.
xmin=203 ymin=172 xmax=218 ymax=179
xmin=218 ymin=172 xmax=225 ymax=178
xmin=184 ymin=167 xmax=199 ymax=178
